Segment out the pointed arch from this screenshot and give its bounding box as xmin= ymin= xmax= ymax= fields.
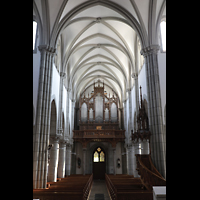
xmin=51 ymin=0 xmax=148 ymax=51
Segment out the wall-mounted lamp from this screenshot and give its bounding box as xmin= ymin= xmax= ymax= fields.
xmin=77 ymin=157 xmax=81 ymax=168
xmin=117 ymin=158 xmax=120 ymax=168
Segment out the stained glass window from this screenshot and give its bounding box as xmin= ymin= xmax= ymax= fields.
xmin=100 ymin=151 xmax=105 ymax=162
xmin=93 ymin=147 xmax=105 ymax=162
xmin=94 ymin=151 xmax=99 ymax=162
xmin=97 ymin=147 xmax=101 ymax=152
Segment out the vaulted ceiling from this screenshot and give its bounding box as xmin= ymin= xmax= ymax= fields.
xmin=33 ymin=0 xmax=166 ymax=105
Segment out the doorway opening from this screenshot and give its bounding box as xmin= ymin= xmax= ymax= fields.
xmin=93 ymin=147 xmax=106 ymax=179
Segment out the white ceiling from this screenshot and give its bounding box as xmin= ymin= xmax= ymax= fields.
xmin=33 ymin=0 xmax=166 ymax=105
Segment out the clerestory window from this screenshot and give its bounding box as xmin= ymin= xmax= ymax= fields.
xmin=160 ymin=20 xmax=166 ymax=52
xmin=33 ymin=20 xmax=37 ymax=52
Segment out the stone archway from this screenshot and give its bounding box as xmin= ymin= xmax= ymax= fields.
xmin=88 ymin=142 xmax=109 ymax=178
xmin=92 ymin=146 xmax=106 ymax=179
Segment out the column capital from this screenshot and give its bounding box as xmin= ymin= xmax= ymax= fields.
xmin=67 ymin=88 xmax=71 ymax=92
xmin=60 ymin=72 xmax=66 ymax=78
xmin=131 ymin=73 xmax=138 ymax=79
xmin=126 ymin=88 xmax=131 ymax=93
xmin=66 ymin=143 xmax=72 ymax=149
xmin=140 ymin=45 xmax=160 ymax=57
xmin=71 ymin=99 xmax=76 ymax=103
xmin=123 ymin=99 xmax=127 ymax=104
xmin=59 ymin=139 xmax=67 ymax=145
xmin=50 ymin=136 xmax=60 ymax=143
xmin=38 ymin=45 xmax=56 ymax=54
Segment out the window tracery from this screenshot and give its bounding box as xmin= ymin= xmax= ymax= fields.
xmin=93 ymin=147 xmax=105 ymax=162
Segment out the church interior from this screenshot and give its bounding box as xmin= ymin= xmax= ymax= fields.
xmin=33 ymin=0 xmax=166 ymax=199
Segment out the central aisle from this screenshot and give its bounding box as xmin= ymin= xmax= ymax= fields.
xmin=88 ymin=180 xmax=111 ymax=200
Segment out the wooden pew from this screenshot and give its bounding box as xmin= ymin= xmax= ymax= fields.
xmin=33 ymin=174 xmax=93 ymax=200
xmin=105 ymin=174 xmax=153 ymax=200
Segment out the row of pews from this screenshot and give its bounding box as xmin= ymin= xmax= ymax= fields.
xmin=105 ymin=155 xmax=166 ymax=200
xmin=33 ymin=174 xmax=93 ymax=200
xmin=105 ymin=174 xmax=153 ymax=200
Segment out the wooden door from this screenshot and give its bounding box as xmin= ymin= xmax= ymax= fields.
xmin=93 ymin=147 xmax=106 ymax=179
xmin=93 ymin=162 xmax=106 ymax=179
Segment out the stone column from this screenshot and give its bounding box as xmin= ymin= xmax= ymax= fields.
xmin=83 ymin=148 xmax=87 ymax=175
xmin=57 ymin=140 xmax=67 ymax=178
xmin=48 ymin=136 xmax=59 ymax=182
xmin=126 ymin=145 xmax=134 ymax=175
xmin=127 ymin=89 xmax=132 ymax=145
xmin=119 ymin=108 xmax=124 ymax=129
xmin=132 ymin=142 xmax=139 ymax=177
xmin=33 ymin=45 xmax=56 ymax=189
xmin=70 ymin=99 xmax=76 ymax=137
xmin=65 ymin=144 xmax=72 ymax=176
xmin=57 ymin=72 xmax=66 ymax=136
xmin=65 ymin=88 xmax=71 ymax=139
xmin=112 ymin=148 xmax=116 ymax=175
xmin=132 ymin=74 xmax=139 ymax=131
xmin=126 ymin=143 xmax=139 ymax=177
xmin=141 ymin=45 xmax=166 ymax=178
xmin=123 ymin=100 xmax=128 ymax=144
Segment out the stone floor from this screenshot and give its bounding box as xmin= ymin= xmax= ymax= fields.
xmin=88 ymin=180 xmax=111 ymax=200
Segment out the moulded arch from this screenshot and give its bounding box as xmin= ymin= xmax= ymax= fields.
xmin=66 ymin=33 xmax=129 ymax=80
xmin=33 ymin=1 xmax=43 ymax=45
xmin=155 ymin=0 xmax=166 ymax=43
xmin=51 ymin=0 xmax=148 ymax=53
xmin=72 ymin=63 xmax=124 ymax=90
xmin=89 ymin=142 xmax=109 ymax=174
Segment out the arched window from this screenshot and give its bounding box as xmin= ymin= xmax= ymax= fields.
xmin=160 ymin=19 xmax=166 ymax=52
xmin=93 ymin=147 xmax=105 ymax=162
xmin=33 ymin=20 xmax=37 ymax=52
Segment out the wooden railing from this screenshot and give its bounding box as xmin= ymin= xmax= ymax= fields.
xmin=73 ymin=130 xmax=125 ymax=139
xmin=135 ymin=154 xmax=166 ymax=190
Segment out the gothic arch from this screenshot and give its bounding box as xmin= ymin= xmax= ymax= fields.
xmin=51 ymin=0 xmax=148 ymax=49
xmin=89 ymin=142 xmax=109 ymax=174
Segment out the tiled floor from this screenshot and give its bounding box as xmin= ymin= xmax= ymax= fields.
xmin=88 ymin=180 xmax=111 ymax=200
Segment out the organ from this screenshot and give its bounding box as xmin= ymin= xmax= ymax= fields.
xmin=78 ymin=80 xmax=120 ymax=130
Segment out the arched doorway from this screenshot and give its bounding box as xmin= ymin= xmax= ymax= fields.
xmin=93 ymin=146 xmax=106 ymax=179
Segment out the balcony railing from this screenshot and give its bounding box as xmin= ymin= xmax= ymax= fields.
xmin=73 ymin=130 xmax=125 ymax=139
